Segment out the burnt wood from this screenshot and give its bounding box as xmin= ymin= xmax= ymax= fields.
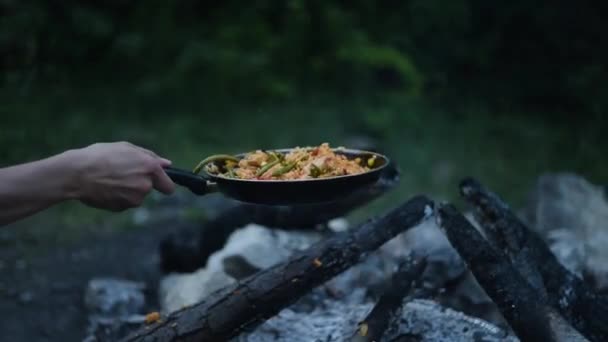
xmin=459 ymin=178 xmax=608 ymax=342
xmin=352 ymin=256 xmax=427 ymax=342
xmin=438 ymin=204 xmax=558 ymax=342
xmin=123 ymin=195 xmax=433 ymax=342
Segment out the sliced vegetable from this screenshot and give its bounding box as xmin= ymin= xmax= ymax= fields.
xmin=310 ymin=164 xmax=321 ymax=178
xmin=272 ymin=161 xmax=297 ymax=177
xmin=367 ymin=155 xmax=377 ymax=167
xmin=256 ymin=156 xmax=280 ymax=177
xmin=193 ymin=154 xmax=240 ymax=174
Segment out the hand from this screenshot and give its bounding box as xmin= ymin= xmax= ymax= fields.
xmin=71 ymin=142 xmax=176 ymax=211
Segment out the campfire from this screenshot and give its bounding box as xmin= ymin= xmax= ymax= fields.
xmin=89 ymin=160 xmax=607 ymax=341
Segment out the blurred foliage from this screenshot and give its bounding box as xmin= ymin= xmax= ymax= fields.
xmin=2 ymin=1 xmax=607 ymax=253
xmin=2 ymin=0 xmax=607 ymax=114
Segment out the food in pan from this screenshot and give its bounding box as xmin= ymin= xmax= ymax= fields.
xmin=193 ymin=143 xmax=376 ymax=180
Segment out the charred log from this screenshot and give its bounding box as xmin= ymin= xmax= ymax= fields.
xmin=438 ymin=204 xmax=559 ymax=342
xmin=122 ymin=195 xmax=433 ymax=342
xmin=160 ymin=161 xmax=400 ymax=273
xmin=460 ymin=178 xmax=608 ymax=342
xmin=352 ymin=256 xmax=427 ymax=342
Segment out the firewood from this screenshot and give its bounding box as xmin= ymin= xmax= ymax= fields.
xmin=438 ymin=204 xmax=559 ymax=341
xmin=122 ymin=195 xmax=433 ymax=342
xmin=351 ymin=256 xmax=427 ymax=342
xmin=459 ymin=178 xmax=608 ymax=342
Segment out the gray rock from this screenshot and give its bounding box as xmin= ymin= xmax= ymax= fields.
xmin=383 ymin=299 xmax=517 ymax=341
xmin=519 ymin=172 xmax=608 ymax=289
xmin=84 ymin=278 xmax=146 ymax=318
xmin=83 ymin=278 xmax=148 ymax=342
xmin=159 ymin=224 xmax=322 ymax=314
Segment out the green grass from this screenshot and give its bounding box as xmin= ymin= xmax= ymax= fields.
xmin=1 ymin=84 xmax=607 ymax=249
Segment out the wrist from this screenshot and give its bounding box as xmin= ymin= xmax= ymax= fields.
xmin=52 ymin=148 xmax=87 ymax=201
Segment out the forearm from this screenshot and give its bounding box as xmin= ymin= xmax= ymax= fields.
xmin=0 ymin=150 xmax=81 ymax=226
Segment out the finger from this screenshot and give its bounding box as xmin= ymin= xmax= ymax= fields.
xmin=159 ymin=157 xmax=172 ymax=167
xmin=134 ymin=145 xmax=171 ymax=166
xmin=151 ymin=165 xmax=176 ymax=195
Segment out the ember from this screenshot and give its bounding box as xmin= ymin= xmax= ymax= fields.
xmin=115 ymin=163 xmax=607 ymax=342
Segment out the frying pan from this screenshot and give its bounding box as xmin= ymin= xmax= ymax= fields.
xmin=163 ymin=148 xmax=390 ymax=205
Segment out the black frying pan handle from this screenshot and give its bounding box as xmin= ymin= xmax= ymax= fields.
xmin=164 ymin=166 xmax=217 ymax=196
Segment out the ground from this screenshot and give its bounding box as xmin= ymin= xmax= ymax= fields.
xmin=0 ymin=218 xmax=172 ymax=342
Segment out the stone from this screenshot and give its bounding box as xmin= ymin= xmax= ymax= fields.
xmin=159 ymin=224 xmax=322 ymax=314
xmin=383 ymin=299 xmax=518 ymax=341
xmin=84 ymin=278 xmax=146 ymax=318
xmin=131 ymin=207 xmax=150 ymax=225
xmin=327 ymin=217 xmax=350 ymax=232
xmin=83 ymin=278 xmax=148 ymax=342
xmin=519 ymin=172 xmax=608 ymax=289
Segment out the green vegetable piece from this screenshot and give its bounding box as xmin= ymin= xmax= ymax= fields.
xmin=272 ymin=161 xmax=296 ymax=177
xmin=256 ymin=158 xmax=280 ymax=177
xmin=193 ymin=154 xmax=240 ymax=174
xmin=310 ymin=164 xmax=321 ymax=178
xmin=367 ymin=155 xmax=377 ymax=167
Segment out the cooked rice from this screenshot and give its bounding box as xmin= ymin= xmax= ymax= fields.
xmin=210 ymin=143 xmax=371 ymax=180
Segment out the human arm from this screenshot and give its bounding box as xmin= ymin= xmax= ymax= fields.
xmin=0 ymin=142 xmax=175 ymax=226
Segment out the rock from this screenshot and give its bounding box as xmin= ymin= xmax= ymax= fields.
xmin=221 ymin=255 xmax=262 ymax=280
xmin=83 ymin=278 xmax=148 ymax=342
xmin=383 ymin=299 xmax=518 ymax=341
xmin=131 ymin=208 xmax=150 ymax=225
xmin=159 ymin=224 xmax=322 ymax=313
xmin=327 ymin=217 xmax=349 ymax=232
xmin=519 ymin=172 xmax=608 ymax=289
xmin=84 ymin=278 xmax=146 ymax=318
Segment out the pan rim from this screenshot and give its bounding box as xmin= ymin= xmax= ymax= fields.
xmin=204 ymin=147 xmax=390 ymax=184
